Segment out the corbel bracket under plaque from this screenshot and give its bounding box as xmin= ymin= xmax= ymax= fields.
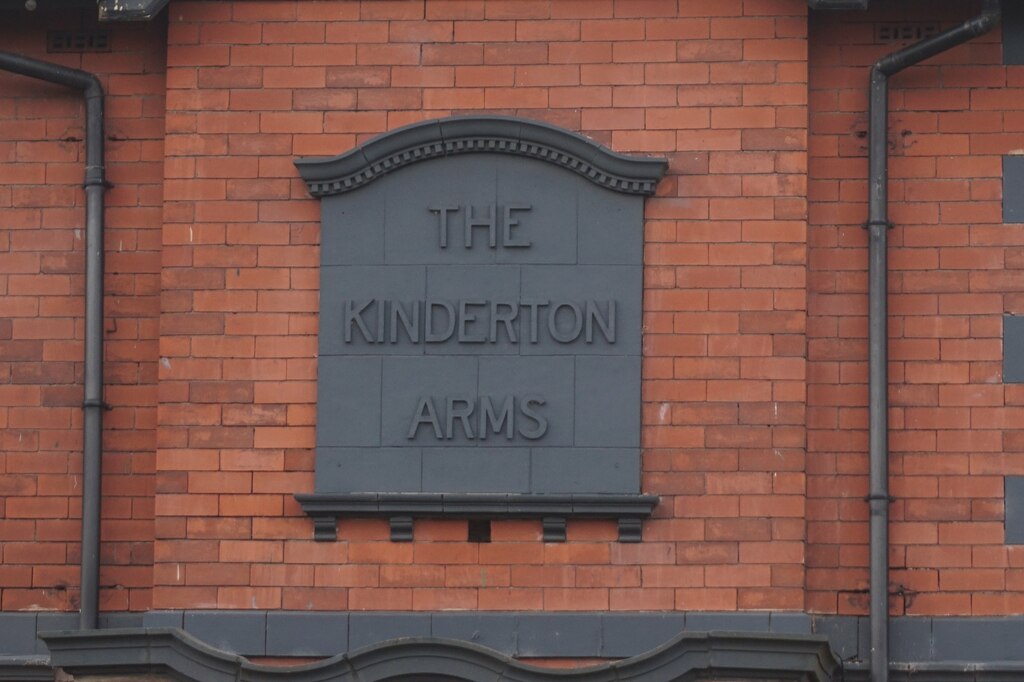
xmin=296 ymin=493 xmax=660 ymax=543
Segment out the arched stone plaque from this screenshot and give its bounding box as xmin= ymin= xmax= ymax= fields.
xmin=295 ymin=116 xmax=666 ymax=542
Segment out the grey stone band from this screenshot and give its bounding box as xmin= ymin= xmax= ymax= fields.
xmin=7 ymin=612 xmax=1024 ymax=681
xmin=7 ymin=611 xmax=1024 ymax=665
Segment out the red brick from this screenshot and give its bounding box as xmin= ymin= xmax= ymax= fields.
xmin=350 ymin=588 xmax=412 ymax=610
xmin=676 ymin=587 xmax=737 ymax=610
xmin=478 ymin=588 xmax=543 ymax=610
xmin=356 ymin=44 xmax=421 ymax=66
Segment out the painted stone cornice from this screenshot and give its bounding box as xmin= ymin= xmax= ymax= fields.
xmin=294 ymin=116 xmax=668 ymax=198
xmin=0 ymin=657 xmax=52 ymax=681
xmin=42 ymin=628 xmax=838 ymax=682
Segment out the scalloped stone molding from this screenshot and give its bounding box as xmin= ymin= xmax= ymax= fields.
xmin=294 ymin=116 xmax=668 ymax=197
xmin=42 ymin=628 xmax=838 ymax=682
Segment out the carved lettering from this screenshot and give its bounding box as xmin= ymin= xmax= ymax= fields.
xmin=389 ymin=299 xmax=419 ymax=344
xmin=428 ymin=204 xmax=534 ymax=249
xmin=479 ymin=396 xmax=514 ymax=440
xmin=429 ymin=206 xmax=459 ymax=248
xmin=585 ymin=300 xmax=615 ymax=344
xmin=490 ymin=301 xmax=518 ymax=343
xmin=425 ymin=300 xmax=456 ymax=342
xmin=408 ymin=397 xmax=443 ymax=439
xmin=446 ymin=395 xmax=475 ymax=439
xmin=344 ymin=299 xmax=374 ymax=343
xmin=457 ymin=300 xmax=487 ymax=343
xmin=375 ymin=298 xmax=386 ymax=343
xmin=342 ymin=298 xmax=616 ymax=346
xmin=503 ymin=204 xmax=532 ymax=247
xmin=548 ymin=302 xmax=583 ymax=343
xmin=522 ymin=299 xmax=548 ymax=344
xmin=407 ymin=395 xmax=549 ymax=441
xmin=518 ymin=395 xmax=548 ymax=440
xmin=465 ymin=205 xmax=496 ymax=248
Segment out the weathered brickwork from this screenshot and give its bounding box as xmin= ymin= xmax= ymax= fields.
xmin=807 ymin=2 xmax=1024 ymax=616
xmin=2 ymin=0 xmax=1023 ymax=636
xmin=0 ymin=9 xmax=165 ymax=611
xmin=152 ymin=0 xmax=809 ymax=612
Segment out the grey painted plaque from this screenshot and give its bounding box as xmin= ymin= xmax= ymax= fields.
xmin=1005 ymin=1 xmax=1024 ymax=66
xmin=296 ymin=116 xmax=666 ymax=538
xmin=1006 ymin=476 xmax=1024 ymax=544
xmin=1005 ymin=156 xmax=1024 ymax=224
xmin=1005 ymin=315 xmax=1024 ymax=383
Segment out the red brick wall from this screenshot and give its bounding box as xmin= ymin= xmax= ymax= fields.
xmin=0 ymin=9 xmax=165 ymax=611
xmin=807 ymin=0 xmax=1024 ymax=616
xmin=153 ymin=0 xmax=810 ymax=612
xmin=7 ymin=0 xmax=1019 ymax=621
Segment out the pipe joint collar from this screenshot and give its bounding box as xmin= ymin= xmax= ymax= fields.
xmin=84 ymin=166 xmax=107 ymax=188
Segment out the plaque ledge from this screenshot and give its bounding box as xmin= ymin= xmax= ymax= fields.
xmin=295 ymin=492 xmax=659 ymax=543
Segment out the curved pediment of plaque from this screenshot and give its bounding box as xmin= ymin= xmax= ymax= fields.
xmin=294 ymin=116 xmax=668 ymax=197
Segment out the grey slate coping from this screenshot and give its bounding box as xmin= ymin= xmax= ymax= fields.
xmin=0 ymin=657 xmax=53 ymax=682
xmin=183 ymin=611 xmax=267 ymax=657
xmin=5 ymin=611 xmax=1024 ymax=668
xmin=516 ymin=614 xmax=604 ymax=659
xmin=431 ymin=613 xmax=519 ymax=654
xmin=1004 ymin=157 xmax=1024 ymax=224
xmin=600 ymin=613 xmax=687 ymax=659
xmin=1005 ymin=476 xmax=1024 ymax=544
xmin=266 ymin=612 xmax=349 ymax=658
xmin=1004 ymin=315 xmax=1024 ymax=384
xmin=0 ymin=613 xmax=38 ymax=659
xmin=347 ymin=613 xmax=432 ymax=652
xmin=5 ymin=609 xmax=1024 ymax=682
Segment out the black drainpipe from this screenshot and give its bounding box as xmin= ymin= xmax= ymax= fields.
xmin=0 ymin=51 xmax=106 ymax=631
xmin=864 ymin=2 xmax=1000 ymax=681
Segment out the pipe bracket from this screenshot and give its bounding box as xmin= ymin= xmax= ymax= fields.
xmin=82 ymin=399 xmax=112 ymax=411
xmin=863 ymin=219 xmax=893 ymax=230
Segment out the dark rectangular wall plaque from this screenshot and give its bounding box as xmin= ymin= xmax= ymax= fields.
xmin=1005 ymin=156 xmax=1024 ymax=224
xmin=296 ymin=117 xmax=666 ymax=540
xmin=1005 ymin=315 xmax=1024 ymax=383
xmin=1006 ymin=477 xmax=1024 ymax=544
xmin=1004 ymin=1 xmax=1024 ymax=66
xmin=316 ymin=153 xmax=641 ymax=494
